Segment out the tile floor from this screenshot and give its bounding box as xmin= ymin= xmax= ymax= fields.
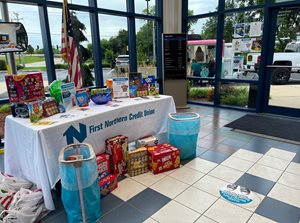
xmin=3 ymin=104 xmax=300 ymax=223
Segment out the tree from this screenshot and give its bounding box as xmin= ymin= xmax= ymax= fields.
xmin=26 ymin=45 xmax=34 ymax=55
xmin=70 ymin=11 xmax=94 ymax=87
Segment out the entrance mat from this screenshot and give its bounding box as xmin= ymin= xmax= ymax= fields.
xmin=225 ymin=114 xmax=300 ymax=144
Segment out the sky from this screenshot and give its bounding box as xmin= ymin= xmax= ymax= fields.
xmin=0 ymin=0 xmax=218 ymax=49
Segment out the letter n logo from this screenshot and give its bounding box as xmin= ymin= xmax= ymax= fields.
xmin=63 ymin=123 xmax=87 ymax=144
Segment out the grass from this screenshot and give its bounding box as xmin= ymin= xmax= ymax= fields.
xmin=0 ymin=55 xmax=45 ymax=65
xmin=20 ymin=66 xmax=47 ymax=71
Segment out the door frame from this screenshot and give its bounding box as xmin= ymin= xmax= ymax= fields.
xmin=260 ymin=3 xmax=300 ymax=118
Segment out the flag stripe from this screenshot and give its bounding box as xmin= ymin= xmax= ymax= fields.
xmin=61 ymin=0 xmax=82 ymax=89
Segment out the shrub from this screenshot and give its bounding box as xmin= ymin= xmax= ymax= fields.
xmin=0 ymin=104 xmax=10 ymax=113
xmin=189 ymin=87 xmax=211 ymax=99
xmin=220 ymin=85 xmax=249 ymax=107
xmin=0 ymin=60 xmax=6 ymax=71
xmin=55 ymin=64 xmax=68 ymax=69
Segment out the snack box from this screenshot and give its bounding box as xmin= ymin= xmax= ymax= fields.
xmin=11 ymin=103 xmax=29 ymax=118
xmin=126 ymin=147 xmax=148 ymax=177
xmin=61 ymin=82 xmax=76 ymax=111
xmin=42 ymin=98 xmax=59 ymax=117
xmin=5 ymin=72 xmax=45 ymax=103
xmin=99 ymin=174 xmax=118 ymax=198
xmin=136 ymin=86 xmax=148 ymax=97
xmin=105 ymin=135 xmax=128 ymax=176
xmin=136 ymin=135 xmax=158 ymax=148
xmin=147 ymin=143 xmax=180 ymax=174
xmin=28 ymin=100 xmax=43 ymax=123
xmin=96 ymin=154 xmax=110 ymax=180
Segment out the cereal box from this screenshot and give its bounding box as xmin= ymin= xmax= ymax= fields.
xmin=126 ymin=147 xmax=148 ymax=177
xmin=147 ymin=143 xmax=180 ymax=174
xmin=96 ymin=154 xmax=110 ymax=180
xmin=5 ymin=72 xmax=45 ymax=103
xmin=28 ymin=100 xmax=43 ymax=123
xmin=99 ymin=174 xmax=118 ymax=198
xmin=105 ymin=135 xmax=128 ymax=176
xmin=42 ymin=98 xmax=59 ymax=117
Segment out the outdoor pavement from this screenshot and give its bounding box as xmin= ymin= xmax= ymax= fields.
xmin=269 ymin=85 xmax=300 ymax=109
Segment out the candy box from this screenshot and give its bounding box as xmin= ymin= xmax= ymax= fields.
xmin=147 ymin=143 xmax=180 ymax=174
xmin=5 ymin=72 xmax=45 ymax=103
xmin=126 ymin=147 xmax=148 ymax=177
xmin=136 ymin=135 xmax=158 ymax=148
xmin=28 ymin=100 xmax=43 ymax=123
xmin=42 ymin=98 xmax=59 ymax=117
xmin=99 ymin=174 xmax=118 ymax=198
xmin=105 ymin=135 xmax=128 ymax=176
xmin=96 ymin=154 xmax=110 ymax=180
xmin=11 ymin=103 xmax=29 ymax=118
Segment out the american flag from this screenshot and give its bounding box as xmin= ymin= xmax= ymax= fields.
xmin=61 ymin=0 xmax=82 ymax=89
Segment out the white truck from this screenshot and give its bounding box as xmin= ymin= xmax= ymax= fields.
xmin=246 ymin=41 xmax=300 ymax=84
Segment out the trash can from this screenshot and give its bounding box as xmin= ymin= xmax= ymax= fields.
xmin=168 ymin=112 xmax=200 ymax=160
xmin=59 ymin=143 xmax=100 ymax=223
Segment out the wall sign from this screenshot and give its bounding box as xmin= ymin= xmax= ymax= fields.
xmin=163 ymin=33 xmax=187 ymax=80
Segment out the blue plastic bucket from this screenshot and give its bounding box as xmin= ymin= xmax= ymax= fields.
xmin=59 ymin=143 xmax=101 ymax=223
xmin=168 ymin=112 xmax=200 ymax=160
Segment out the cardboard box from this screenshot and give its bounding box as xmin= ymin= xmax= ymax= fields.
xmin=126 ymin=147 xmax=148 ymax=177
xmin=105 ymin=135 xmax=128 ymax=176
xmin=136 ymin=135 xmax=158 ymax=148
xmin=42 ymin=98 xmax=59 ymax=117
xmin=61 ymin=82 xmax=76 ymax=111
xmin=5 ymin=72 xmax=45 ymax=103
xmin=28 ymin=100 xmax=43 ymax=123
xmin=147 ymin=143 xmax=180 ymax=174
xmin=96 ymin=154 xmax=110 ymax=180
xmin=11 ymin=103 xmax=29 ymax=118
xmin=99 ymin=174 xmax=118 ymax=198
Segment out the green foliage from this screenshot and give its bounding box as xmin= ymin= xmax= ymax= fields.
xmin=188 ymin=87 xmax=214 ymax=102
xmin=220 ymin=85 xmax=249 ymax=107
xmin=0 ymin=104 xmax=10 ymax=113
xmin=82 ymin=64 xmax=94 ymax=87
xmin=0 ymin=60 xmax=6 ymax=70
xmin=55 ymin=64 xmax=68 ymax=69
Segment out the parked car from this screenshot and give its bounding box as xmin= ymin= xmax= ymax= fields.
xmin=115 ymin=55 xmax=129 ymax=73
xmin=246 ymin=42 xmax=300 ymax=84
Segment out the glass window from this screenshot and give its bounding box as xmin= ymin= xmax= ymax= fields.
xmin=136 ymin=19 xmax=157 ymax=77
xmin=222 ymin=10 xmax=264 ymax=80
xmin=99 ymin=15 xmax=128 ymax=84
xmin=135 ymin=0 xmax=156 ymax=15
xmin=188 ymin=0 xmax=218 ymax=15
xmin=220 ymin=82 xmax=257 ymax=109
xmin=225 ymin=0 xmax=264 ymax=9
xmin=97 ymin=0 xmax=127 ymax=12
xmin=0 ymin=4 xmax=45 ymax=99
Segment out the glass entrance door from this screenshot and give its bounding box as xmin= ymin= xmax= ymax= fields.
xmin=264 ymin=6 xmax=300 ymax=117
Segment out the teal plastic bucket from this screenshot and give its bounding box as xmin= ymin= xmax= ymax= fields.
xmin=168 ymin=112 xmax=200 ymax=160
xmin=59 ymin=143 xmax=101 ymax=223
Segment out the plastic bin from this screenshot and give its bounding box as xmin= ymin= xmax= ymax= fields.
xmin=168 ymin=112 xmax=200 ymax=160
xmin=59 ymin=143 xmax=100 ymax=223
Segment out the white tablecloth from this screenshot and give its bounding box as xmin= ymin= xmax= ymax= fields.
xmin=4 ymin=95 xmax=176 ymax=210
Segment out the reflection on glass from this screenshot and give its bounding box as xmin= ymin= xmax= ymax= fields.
xmin=97 ymin=0 xmax=126 ymax=12
xmin=222 ymin=10 xmax=264 ymax=80
xmin=188 ymin=0 xmax=218 ymax=15
xmin=269 ymin=9 xmax=300 ymax=109
xmin=49 ymin=0 xmax=89 ymax=6
xmin=99 ymin=15 xmax=128 ymax=82
xmin=136 ymin=19 xmax=156 ymax=77
xmin=225 ymin=0 xmax=264 ymax=9
xmin=135 ymin=0 xmax=156 ymax=15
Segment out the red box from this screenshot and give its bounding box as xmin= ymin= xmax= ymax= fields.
xmin=5 ymin=72 xmax=45 ymax=103
xmin=147 ymin=143 xmax=180 ymax=174
xmin=99 ymin=174 xmax=118 ymax=198
xmin=105 ymin=135 xmax=128 ymax=176
xmin=96 ymin=154 xmax=110 ymax=179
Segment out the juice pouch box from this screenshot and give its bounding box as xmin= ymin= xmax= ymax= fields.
xmin=147 ymin=143 xmax=180 ymax=174
xmin=5 ymin=72 xmax=45 ymax=103
xmin=105 ymin=135 xmax=128 ymax=176
xmin=126 ymin=147 xmax=148 ymax=177
xmin=99 ymin=174 xmax=118 ymax=198
xmin=96 ymin=154 xmax=110 ymax=180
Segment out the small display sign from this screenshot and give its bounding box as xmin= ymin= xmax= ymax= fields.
xmin=219 ymin=183 xmax=253 ymax=204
